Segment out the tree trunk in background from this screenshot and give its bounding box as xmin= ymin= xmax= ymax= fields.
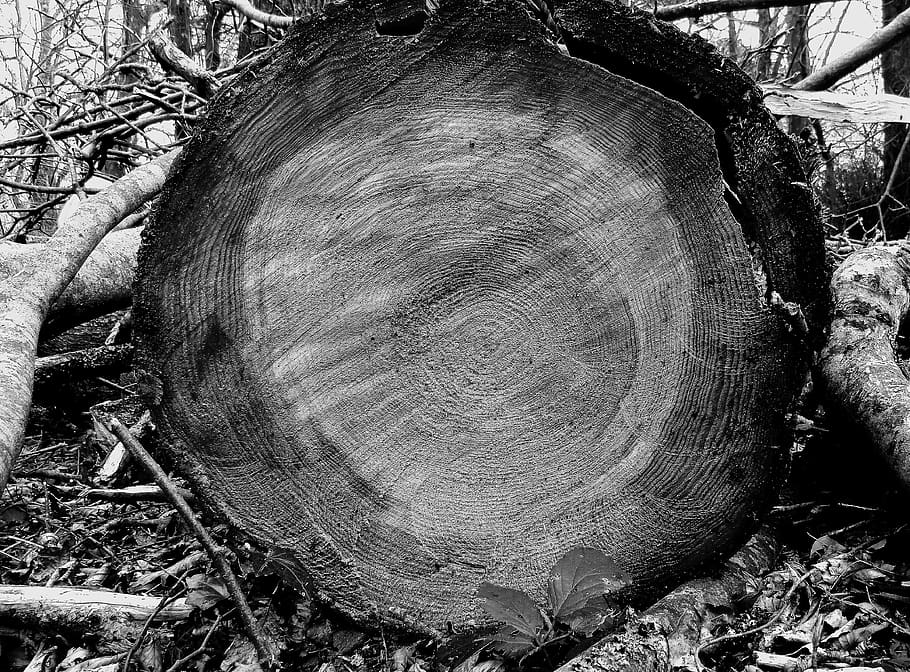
xmin=726 ymin=12 xmax=743 ymax=63
xmin=168 ymin=0 xmax=194 ymax=56
xmin=754 ymin=8 xmax=780 ymax=81
xmin=204 ymin=0 xmax=226 ymax=70
xmin=786 ymin=4 xmax=811 ymax=135
xmin=882 ymin=0 xmax=910 ymax=239
xmin=106 ymin=0 xmax=150 ymax=178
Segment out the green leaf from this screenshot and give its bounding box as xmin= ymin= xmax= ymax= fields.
xmin=481 ymin=625 xmax=536 ymax=657
xmin=547 ymin=547 xmax=630 ymax=623
xmin=186 ymin=572 xmax=230 ymax=610
xmin=477 ymin=582 xmax=544 ymax=638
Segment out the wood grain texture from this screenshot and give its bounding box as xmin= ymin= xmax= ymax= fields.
xmin=135 ymin=0 xmax=817 ymax=633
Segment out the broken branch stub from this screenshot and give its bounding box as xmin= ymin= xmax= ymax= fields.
xmin=134 ymin=0 xmax=824 ymax=634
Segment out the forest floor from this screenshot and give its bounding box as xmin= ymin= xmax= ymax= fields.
xmin=1 ymin=360 xmax=909 ymax=672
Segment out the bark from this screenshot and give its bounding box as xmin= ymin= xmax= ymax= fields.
xmin=0 ymin=227 xmax=141 ymax=340
xmin=0 ymin=150 xmax=177 ymax=494
xmin=134 ymin=0 xmax=824 ymax=634
xmin=881 ymin=0 xmax=910 ymax=239
xmin=818 ymin=243 xmax=910 ymax=492
xmin=556 ymin=529 xmax=778 ymax=672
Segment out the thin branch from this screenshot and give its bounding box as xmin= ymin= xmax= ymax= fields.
xmin=654 ymin=0 xmax=849 ymax=21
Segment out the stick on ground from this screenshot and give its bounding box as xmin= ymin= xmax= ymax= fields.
xmin=95 ymin=413 xmax=278 ymax=666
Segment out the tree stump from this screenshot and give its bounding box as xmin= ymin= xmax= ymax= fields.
xmin=134 ymin=0 xmax=826 ymax=634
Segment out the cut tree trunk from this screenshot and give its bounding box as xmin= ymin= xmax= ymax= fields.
xmin=133 ymin=0 xmax=826 ymax=635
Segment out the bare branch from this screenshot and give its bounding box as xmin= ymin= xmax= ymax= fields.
xmin=762 ymin=85 xmax=910 ymax=123
xmin=655 ymin=0 xmax=850 ymax=22
xmin=147 ymin=13 xmax=219 ymax=98
xmin=217 ymin=0 xmax=296 ymax=28
xmin=792 ymin=5 xmax=910 ymax=91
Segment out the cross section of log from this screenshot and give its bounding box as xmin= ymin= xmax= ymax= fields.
xmin=134 ymin=0 xmax=825 ymax=633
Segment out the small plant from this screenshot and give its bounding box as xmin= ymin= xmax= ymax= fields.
xmin=476 ymin=547 xmax=631 ymax=662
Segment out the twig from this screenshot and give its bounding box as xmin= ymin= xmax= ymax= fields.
xmin=695 ymin=566 xmax=816 ymax=671
xmin=164 ymin=612 xmax=224 ymax=672
xmin=96 ymin=414 xmax=278 ymax=667
xmin=121 ymin=585 xmax=187 ymax=672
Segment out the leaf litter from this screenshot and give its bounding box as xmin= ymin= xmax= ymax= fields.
xmin=1 ymin=359 xmax=909 ymax=671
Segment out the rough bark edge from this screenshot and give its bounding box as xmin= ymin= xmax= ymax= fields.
xmin=556 ymin=529 xmax=778 ymax=672
xmin=818 ymin=243 xmax=910 ymax=492
xmin=550 ymin=0 xmax=829 ymax=343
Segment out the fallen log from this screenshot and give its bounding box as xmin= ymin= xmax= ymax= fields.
xmin=33 ymin=344 xmax=134 ymax=390
xmin=0 ymin=227 xmax=142 ymax=340
xmin=81 ymin=483 xmax=196 ymax=503
xmin=819 ymin=242 xmax=910 ymax=491
xmin=0 ymin=585 xmax=192 ymax=651
xmin=39 ymin=311 xmax=128 ymax=356
xmin=556 ymin=529 xmax=777 ymax=672
xmin=133 ymin=0 xmax=825 ymax=636
xmin=0 ymin=150 xmax=176 ymax=494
